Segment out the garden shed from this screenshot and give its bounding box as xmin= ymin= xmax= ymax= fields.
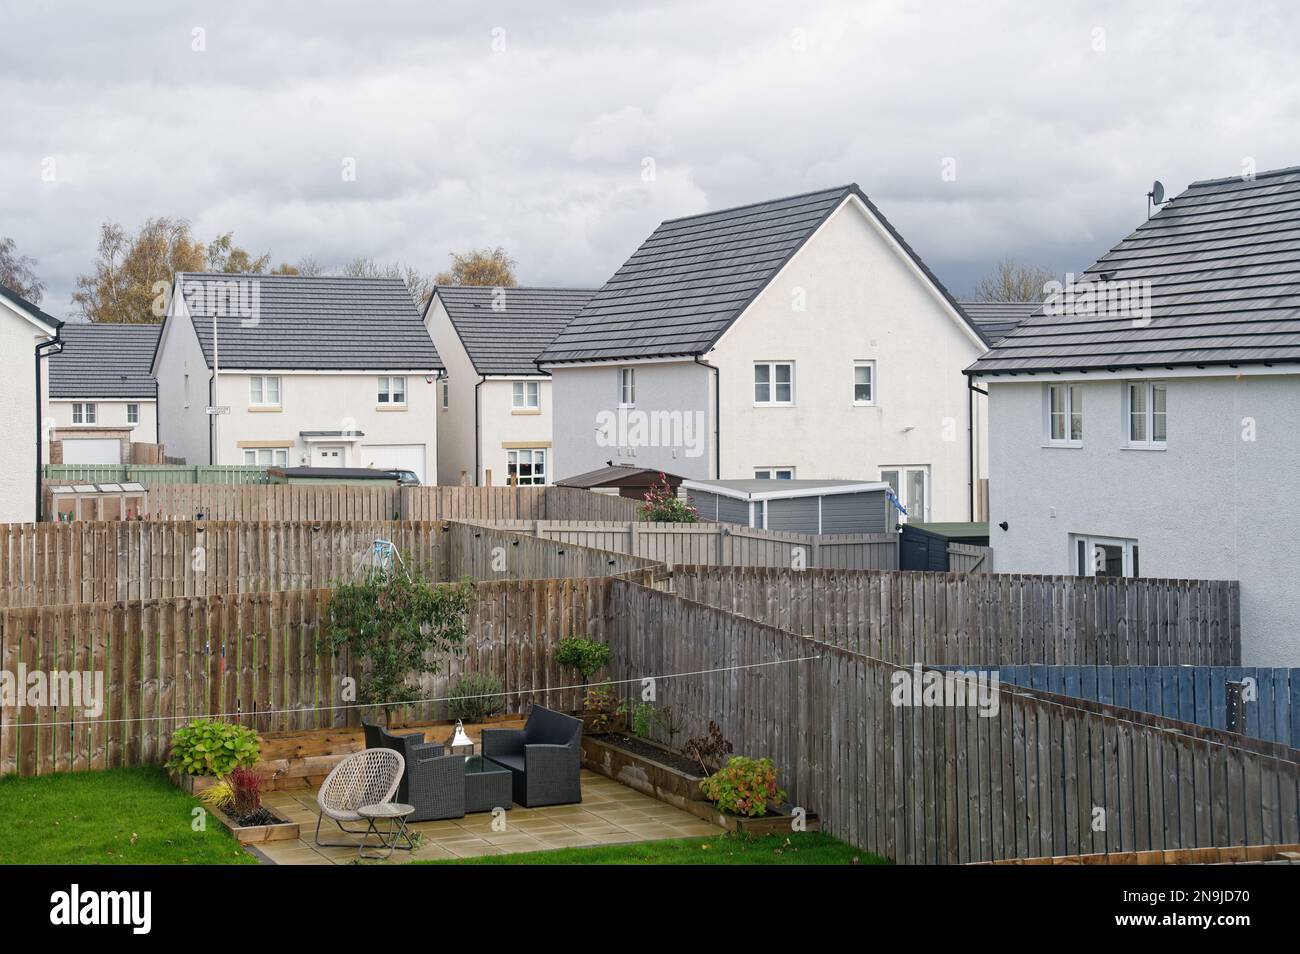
xmin=680 ymin=479 xmax=896 ymax=534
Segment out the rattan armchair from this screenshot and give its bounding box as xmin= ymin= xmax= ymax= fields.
xmin=363 ymin=720 xmax=444 ymax=803
xmin=482 ymin=705 xmax=582 ymax=807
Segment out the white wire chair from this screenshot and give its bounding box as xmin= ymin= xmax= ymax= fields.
xmin=314 ymin=748 xmax=406 ymax=847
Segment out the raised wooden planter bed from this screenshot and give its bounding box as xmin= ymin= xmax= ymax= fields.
xmin=681 ymin=800 xmax=820 ymax=835
xmin=581 ymin=734 xmax=707 ymax=810
xmin=209 ymin=807 xmax=300 ymax=845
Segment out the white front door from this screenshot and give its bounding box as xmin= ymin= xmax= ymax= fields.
xmin=312 ymin=444 xmax=345 ymax=468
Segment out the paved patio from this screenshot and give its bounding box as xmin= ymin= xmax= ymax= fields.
xmin=255 ymin=769 xmax=724 ymax=864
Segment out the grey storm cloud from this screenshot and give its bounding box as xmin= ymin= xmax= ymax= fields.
xmin=1 ymin=0 xmax=1297 ymax=317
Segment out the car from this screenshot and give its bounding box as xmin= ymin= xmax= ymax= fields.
xmin=389 ymin=469 xmax=422 ymax=486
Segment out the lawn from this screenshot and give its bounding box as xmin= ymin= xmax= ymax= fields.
xmin=0 ymin=767 xmax=256 ymax=865
xmin=422 ymin=831 xmax=887 ymax=865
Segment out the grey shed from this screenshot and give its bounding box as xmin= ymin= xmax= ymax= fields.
xmin=681 ymin=478 xmax=898 ymax=534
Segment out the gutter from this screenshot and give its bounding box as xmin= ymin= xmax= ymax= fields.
xmin=966 ymin=378 xmax=988 ymax=522
xmin=474 ymin=374 xmax=487 ymax=485
xmin=35 ymin=334 xmax=64 ymax=521
xmin=694 ymin=356 xmax=721 ymax=478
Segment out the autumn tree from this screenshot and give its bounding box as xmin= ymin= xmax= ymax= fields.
xmin=0 ymin=237 xmax=45 ymax=303
xmin=73 ymin=219 xmax=298 ymax=322
xmin=972 ymin=258 xmax=1059 ymax=303
xmin=434 ymin=247 xmax=518 ymax=288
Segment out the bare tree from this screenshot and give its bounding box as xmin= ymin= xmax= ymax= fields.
xmin=972 ymin=258 xmax=1059 ymax=302
xmin=340 ymin=256 xmax=436 ymax=308
xmin=0 ymin=236 xmax=46 ymax=303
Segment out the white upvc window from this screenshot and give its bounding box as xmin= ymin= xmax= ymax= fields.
xmin=127 ymin=403 xmax=139 ymax=424
xmin=512 ymin=380 xmax=541 ymax=410
xmin=754 ymin=361 xmax=794 ymax=405
xmin=1044 ymin=383 xmax=1083 ymax=445
xmin=1072 ymin=534 xmax=1140 ymax=578
xmin=243 ymin=447 xmax=290 ymax=466
xmin=441 ymin=379 xmax=449 ymax=410
xmin=377 ymin=375 xmax=407 ymax=405
xmin=249 ymin=375 xmax=281 ymax=407
xmin=881 ymin=465 xmax=929 ymax=523
xmin=853 ymin=360 xmax=876 ymax=405
xmin=755 ymin=468 xmax=795 ymax=480
xmin=72 ymin=402 xmax=97 ymax=424
xmin=507 ymin=448 xmax=547 ymax=486
xmin=618 ymin=368 xmax=635 ymax=407
xmin=1126 ymin=381 xmax=1167 ymax=447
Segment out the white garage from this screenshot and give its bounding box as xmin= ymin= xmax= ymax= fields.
xmin=61 ymin=438 xmax=122 ymax=465
xmin=359 ymin=444 xmax=427 ymax=483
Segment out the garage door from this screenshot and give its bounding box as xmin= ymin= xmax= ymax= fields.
xmin=62 ymin=439 xmax=121 ymax=465
xmin=359 ymin=444 xmax=426 ymax=483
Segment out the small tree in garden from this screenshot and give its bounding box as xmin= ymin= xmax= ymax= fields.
xmin=555 ymin=635 xmax=611 ymax=691
xmin=322 ymin=558 xmax=476 ymax=724
xmin=638 ymin=474 xmax=698 ymax=523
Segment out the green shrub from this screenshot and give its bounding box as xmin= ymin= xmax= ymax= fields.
xmin=448 ymin=673 xmax=506 ymax=723
xmin=165 ymin=719 xmax=260 ymax=777
xmin=638 ymin=474 xmax=699 ymax=523
xmin=701 ymin=756 xmax=786 ymax=818
xmin=555 ymin=636 xmax=611 ymax=687
xmin=631 ymin=701 xmax=657 ymax=738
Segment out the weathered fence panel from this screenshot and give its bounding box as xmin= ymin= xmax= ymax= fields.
xmin=478 ymin=520 xmax=899 ymax=570
xmin=672 ymin=565 xmax=1240 ymax=667
xmin=0 ymin=577 xmax=615 ymax=778
xmin=606 ymin=579 xmax=1296 ymax=863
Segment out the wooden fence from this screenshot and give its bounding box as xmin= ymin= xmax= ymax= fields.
xmin=671 ymin=565 xmax=1241 ymax=667
xmin=605 ymin=579 xmax=1298 ymax=863
xmin=0 ymin=519 xmax=656 ymax=607
xmin=45 ymin=464 xmax=271 ymax=486
xmin=937 ymin=665 xmax=1300 ymax=748
xmin=948 ymin=542 xmax=993 ymax=573
xmin=478 ymin=520 xmax=899 ymax=570
xmin=139 ymin=484 xmax=644 ymax=523
xmin=0 ymin=577 xmax=615 ymax=778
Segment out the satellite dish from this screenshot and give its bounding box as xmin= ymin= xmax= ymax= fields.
xmin=1150 ymin=180 xmax=1165 ymax=204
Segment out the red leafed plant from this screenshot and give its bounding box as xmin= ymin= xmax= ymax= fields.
xmin=638 ymin=474 xmax=698 ymax=523
xmin=227 ymin=766 xmax=264 ymax=818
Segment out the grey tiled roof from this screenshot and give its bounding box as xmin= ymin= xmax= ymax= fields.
xmin=540 ymin=184 xmax=985 ymax=363
xmin=179 ymin=273 xmax=442 ymax=371
xmin=0 ymin=282 xmax=62 ymax=332
xmin=49 ymin=322 xmax=161 ymax=398
xmin=958 ymin=301 xmax=1041 ymax=345
xmin=968 ymin=165 xmax=1300 ymax=374
xmin=434 ymin=286 xmax=596 ymax=375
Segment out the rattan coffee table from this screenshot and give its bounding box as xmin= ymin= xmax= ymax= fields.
xmin=463 ymin=755 xmax=512 ymax=814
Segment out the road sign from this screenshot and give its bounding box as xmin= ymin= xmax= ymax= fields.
xmin=206 ymin=406 xmax=231 ymax=415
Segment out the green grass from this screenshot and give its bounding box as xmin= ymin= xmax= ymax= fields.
xmin=0 ymin=767 xmax=257 ymax=865
xmin=421 ymin=831 xmax=888 ymax=865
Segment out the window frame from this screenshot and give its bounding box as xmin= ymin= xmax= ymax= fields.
xmin=72 ymin=402 xmax=97 ymax=424
xmin=1072 ymin=534 xmax=1140 ymax=578
xmin=853 ymin=360 xmax=876 ymax=406
xmin=249 ymin=375 xmax=282 ymax=408
xmin=440 ymin=379 xmax=449 ymax=410
xmin=512 ymin=380 xmax=541 ymax=410
xmin=1125 ymin=381 xmax=1167 ymax=448
xmin=754 ymin=361 xmax=795 ymax=406
xmin=243 ymin=447 xmax=290 ymax=466
xmin=126 ymin=403 xmax=139 ymax=425
xmin=880 ymin=465 xmax=930 ymax=523
xmin=376 ymin=375 xmax=407 ymax=406
xmin=755 ymin=468 xmax=795 ymax=480
xmin=507 ymin=447 xmax=548 ymax=486
xmin=1044 ymin=383 xmax=1083 ymax=447
xmin=618 ymin=368 xmax=636 ymax=408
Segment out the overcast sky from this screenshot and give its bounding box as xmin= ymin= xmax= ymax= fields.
xmin=2 ymin=0 xmax=1296 ymax=318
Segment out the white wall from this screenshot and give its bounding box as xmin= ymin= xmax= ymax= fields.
xmin=0 ymin=307 xmax=51 ymax=523
xmin=985 ymin=373 xmax=1300 ymax=665
xmin=550 ymin=360 xmax=715 ymax=481
xmin=212 ymin=371 xmax=438 ymax=479
xmin=48 ymin=399 xmax=158 ymax=444
xmin=709 ymin=197 xmax=985 ymax=521
xmin=479 ymin=378 xmax=554 ymax=485
xmin=153 ymin=295 xmax=211 ymax=465
xmin=428 ymin=297 xmax=477 ymax=484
